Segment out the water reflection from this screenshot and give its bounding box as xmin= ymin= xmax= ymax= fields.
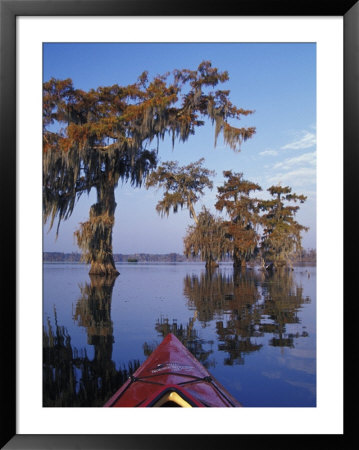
xmin=183 ymin=268 xmax=311 ymax=365
xmin=144 ymin=315 xmax=215 ymax=368
xmin=183 ymin=269 xmax=263 ymax=324
xmin=43 ymin=265 xmax=314 ymax=407
xmin=259 ymin=270 xmax=310 ymax=348
xmin=74 ymin=274 xmax=116 ymax=365
xmin=155 ymin=311 xmax=214 ymax=368
xmin=43 ymin=275 xmax=140 ymax=407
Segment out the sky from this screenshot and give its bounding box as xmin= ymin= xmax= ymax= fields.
xmin=43 ymin=42 xmax=316 ymax=254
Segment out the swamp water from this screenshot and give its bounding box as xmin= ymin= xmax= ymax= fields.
xmin=43 ymin=262 xmax=316 ymax=407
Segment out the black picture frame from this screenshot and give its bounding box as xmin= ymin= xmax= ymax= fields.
xmin=1 ymin=0 xmax=356 ymax=448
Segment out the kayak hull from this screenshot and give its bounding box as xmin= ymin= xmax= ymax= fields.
xmin=104 ymin=333 xmax=241 ymax=407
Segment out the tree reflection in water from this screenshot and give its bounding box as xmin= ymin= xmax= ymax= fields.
xmin=43 ymin=275 xmax=139 ymax=407
xmin=183 ymin=268 xmax=311 ymax=365
xmin=259 ymin=270 xmax=310 ymax=348
xmin=74 ymin=274 xmax=116 ymax=366
xmin=144 ymin=315 xmax=216 ymax=369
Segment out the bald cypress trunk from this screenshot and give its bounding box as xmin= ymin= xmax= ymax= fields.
xmin=89 ymin=180 xmax=119 ymax=276
xmin=75 ymin=176 xmax=119 ymax=277
xmin=233 ymin=249 xmax=241 ymax=269
xmin=233 ymin=248 xmax=247 ymax=269
xmin=205 ymin=256 xmax=219 ymax=270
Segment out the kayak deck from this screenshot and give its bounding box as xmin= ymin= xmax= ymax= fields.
xmin=104 ymin=333 xmax=241 ymax=407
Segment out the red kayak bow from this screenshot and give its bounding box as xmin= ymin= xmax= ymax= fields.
xmin=104 ymin=333 xmax=241 ymax=407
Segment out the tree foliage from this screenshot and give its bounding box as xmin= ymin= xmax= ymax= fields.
xmin=259 ymin=185 xmax=308 ymax=269
xmin=183 ymin=207 xmax=231 ymax=269
xmin=43 ymin=61 xmax=256 ymax=275
xmin=145 ymin=158 xmax=215 ymax=222
xmin=215 ymin=171 xmax=262 ymax=268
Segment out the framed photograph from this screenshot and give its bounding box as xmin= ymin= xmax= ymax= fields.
xmin=1 ymin=0 xmax=356 ymax=448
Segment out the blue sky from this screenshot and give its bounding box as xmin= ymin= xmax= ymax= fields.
xmin=43 ymin=42 xmax=316 ymax=254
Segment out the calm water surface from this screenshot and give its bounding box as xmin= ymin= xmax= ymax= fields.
xmin=43 ymin=262 xmax=316 ymax=407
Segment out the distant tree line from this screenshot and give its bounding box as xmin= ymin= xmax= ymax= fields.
xmin=43 ymin=252 xmax=194 ymax=263
xmin=43 ymin=248 xmax=316 ymax=264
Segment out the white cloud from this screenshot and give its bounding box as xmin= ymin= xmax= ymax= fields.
xmin=272 ymin=152 xmax=316 ymax=171
xmin=281 ymin=131 xmax=316 ymax=150
xmin=259 ymin=149 xmax=278 ymax=157
xmin=267 ymin=167 xmax=316 ymax=187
